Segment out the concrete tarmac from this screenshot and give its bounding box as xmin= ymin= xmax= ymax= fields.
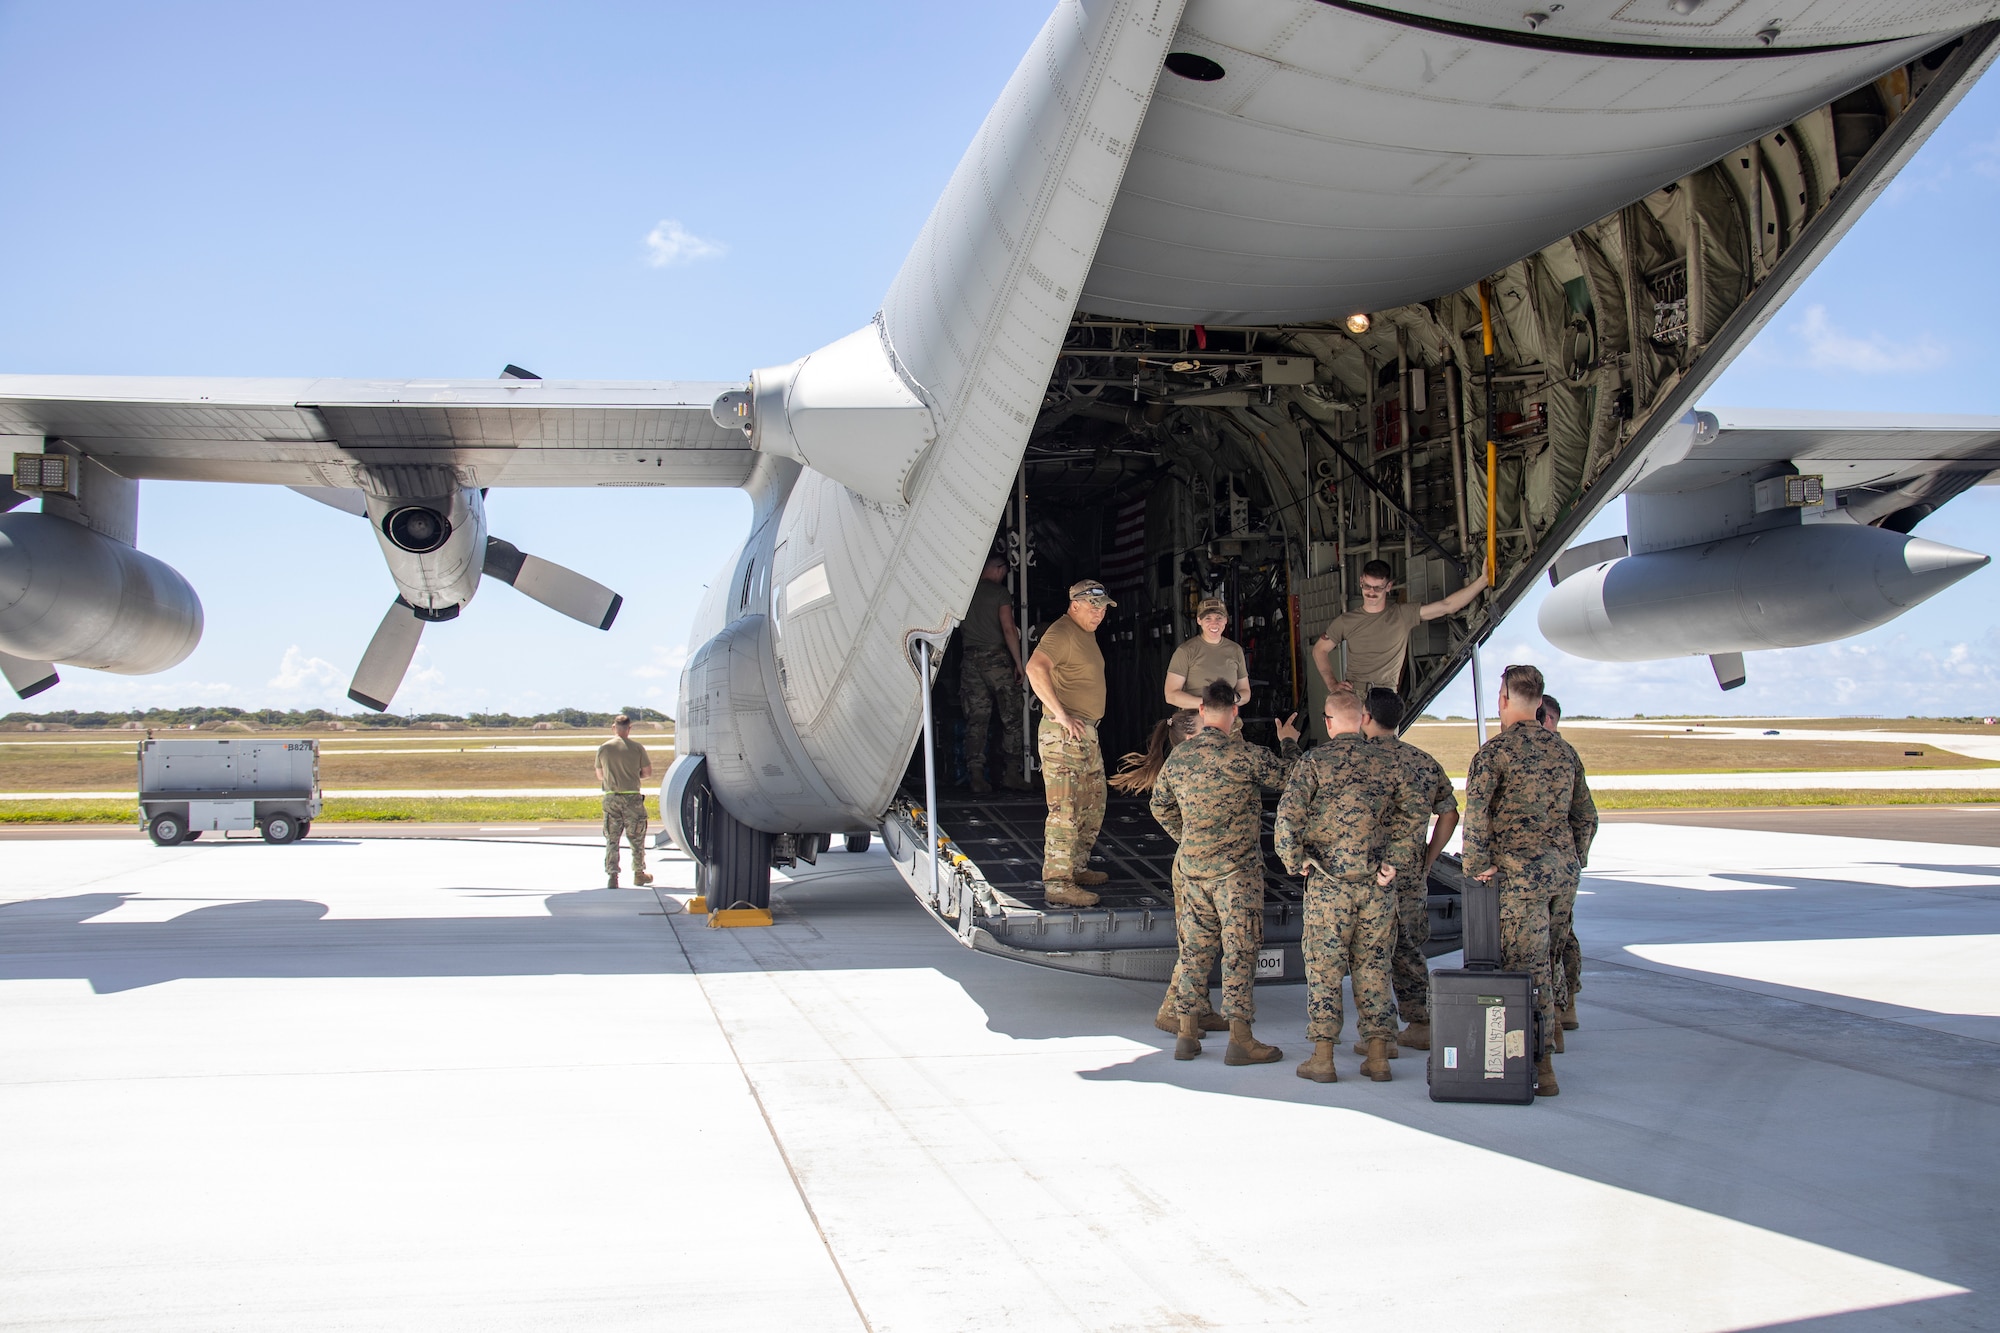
xmin=2 ymin=824 xmax=1995 ymax=1330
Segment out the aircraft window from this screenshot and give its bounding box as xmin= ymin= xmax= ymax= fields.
xmin=1165 ymin=52 xmax=1224 ymax=82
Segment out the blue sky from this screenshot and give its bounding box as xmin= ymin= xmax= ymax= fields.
xmin=2 ymin=2 xmax=1996 ymax=719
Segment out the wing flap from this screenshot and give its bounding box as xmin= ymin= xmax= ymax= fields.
xmin=0 ymin=375 xmax=755 ymax=488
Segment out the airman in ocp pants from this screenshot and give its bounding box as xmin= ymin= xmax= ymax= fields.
xmin=1025 ymin=579 xmax=1116 ymax=908
xmin=1149 ymin=678 xmax=1300 ymax=1065
xmin=1536 ymin=692 xmax=1598 ymax=1045
xmin=1461 ymin=665 xmax=1595 ymax=1097
xmin=1361 ymin=687 xmax=1459 ymax=1057
xmin=1274 ymin=687 xmax=1401 ymax=1084
xmin=959 ymin=552 xmax=1030 ymax=793
xmin=596 ymin=713 xmax=653 ymax=889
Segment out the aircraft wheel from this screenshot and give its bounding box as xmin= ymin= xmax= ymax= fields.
xmin=701 ymin=799 xmax=772 ymax=910
xmin=845 ymin=833 xmax=870 ymax=854
xmin=148 ymin=812 xmax=187 ymax=846
xmin=262 ymin=813 xmax=301 ymax=844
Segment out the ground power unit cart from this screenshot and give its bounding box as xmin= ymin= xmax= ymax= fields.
xmin=138 ymin=737 xmax=321 ymax=846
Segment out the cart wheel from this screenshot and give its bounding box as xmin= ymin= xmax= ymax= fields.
xmin=184 ymin=830 xmax=202 ymax=841
xmin=845 ymin=833 xmax=870 ymax=854
xmin=148 ymin=812 xmax=187 ymax=846
xmin=262 ymin=813 xmax=300 ymax=844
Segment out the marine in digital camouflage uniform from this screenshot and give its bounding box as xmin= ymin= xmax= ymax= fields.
xmin=1274 ymin=696 xmax=1400 ymax=1077
xmin=1149 ymin=684 xmax=1299 ymax=1031
xmin=1363 ymin=689 xmax=1458 ymax=1040
xmin=1462 ymin=666 xmax=1595 ymax=1091
xmin=1548 ymin=736 xmax=1597 ymax=1032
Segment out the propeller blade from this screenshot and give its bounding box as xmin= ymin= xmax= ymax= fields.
xmin=483 ymin=537 xmax=622 ymax=630
xmin=348 ymin=599 xmax=425 ymax=711
xmin=0 ymin=649 xmax=58 ymax=699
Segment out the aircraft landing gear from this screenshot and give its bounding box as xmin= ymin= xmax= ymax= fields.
xmin=664 ymin=755 xmax=772 ymax=912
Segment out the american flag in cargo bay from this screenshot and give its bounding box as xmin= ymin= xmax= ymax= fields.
xmin=1101 ymin=494 xmax=1147 ymax=592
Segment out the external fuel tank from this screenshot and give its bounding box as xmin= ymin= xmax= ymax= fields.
xmin=1538 ymin=523 xmax=1988 ymax=662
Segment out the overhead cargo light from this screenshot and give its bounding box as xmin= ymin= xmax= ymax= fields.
xmin=1345 ymin=313 xmax=1372 ymax=335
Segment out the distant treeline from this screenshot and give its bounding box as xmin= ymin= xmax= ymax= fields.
xmin=1 ymin=706 xmax=672 ymax=729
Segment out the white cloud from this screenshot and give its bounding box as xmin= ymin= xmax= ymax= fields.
xmin=1792 ymin=304 xmax=1948 ymax=374
xmin=269 ymin=645 xmax=345 ymax=692
xmin=644 ymin=219 xmax=725 ymax=268
xmin=631 ymin=643 xmax=689 ymax=679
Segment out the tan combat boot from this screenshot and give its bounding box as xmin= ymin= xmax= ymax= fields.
xmin=607 ymin=873 xmax=619 ymax=889
xmin=1353 ymin=1037 xmax=1399 ymax=1059
xmin=1044 ymin=880 xmax=1100 ymax=907
xmin=1536 ymin=1053 xmax=1560 ymax=1097
xmin=1360 ymin=1037 xmax=1393 ymax=1082
xmin=1174 ymin=1014 xmax=1202 ymax=1061
xmin=1154 ymin=1001 xmax=1227 ymax=1035
xmin=1073 ymin=869 xmax=1109 ymax=886
xmin=1295 ymin=1041 xmax=1338 ymax=1083
xmin=1552 ymin=1024 xmax=1565 ymax=1054
xmin=635 ymin=871 xmax=654 ymax=887
xmin=1561 ymin=1003 xmax=1580 ymax=1031
xmin=1398 ymin=1022 xmax=1432 ymax=1051
xmin=1000 ymin=771 xmax=1033 ymax=792
xmin=1224 ymin=1020 xmax=1283 ymax=1066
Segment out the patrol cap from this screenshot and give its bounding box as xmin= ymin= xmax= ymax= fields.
xmin=1195 ymin=597 xmax=1228 ymax=619
xmin=1067 ymin=578 xmax=1117 ymax=607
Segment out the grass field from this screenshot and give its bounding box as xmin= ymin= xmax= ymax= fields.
xmin=2 ymin=717 xmax=1994 ymax=827
xmin=0 ymin=796 xmax=660 ymax=825
xmin=0 ymin=726 xmax=674 ymax=792
xmin=1401 ymin=721 xmax=1993 ymax=777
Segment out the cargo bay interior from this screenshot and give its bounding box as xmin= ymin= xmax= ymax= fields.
xmin=894 ymin=55 xmax=1954 ymax=971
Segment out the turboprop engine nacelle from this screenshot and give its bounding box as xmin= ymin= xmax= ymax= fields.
xmin=1539 ymin=523 xmax=1989 ymax=661
xmin=0 ymin=511 xmax=203 ymax=673
xmin=364 ymin=486 xmax=488 ymax=618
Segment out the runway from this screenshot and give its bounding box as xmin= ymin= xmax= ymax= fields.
xmin=2 ymin=823 xmax=1995 ymax=1330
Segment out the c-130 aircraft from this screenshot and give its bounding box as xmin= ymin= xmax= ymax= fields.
xmin=5 ymin=1 xmax=2000 ymax=975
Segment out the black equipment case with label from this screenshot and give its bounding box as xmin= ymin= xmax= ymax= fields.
xmin=1428 ymin=875 xmax=1538 ymax=1104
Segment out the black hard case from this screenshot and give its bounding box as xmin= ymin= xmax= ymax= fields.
xmin=1428 ymin=874 xmax=1538 ymax=1104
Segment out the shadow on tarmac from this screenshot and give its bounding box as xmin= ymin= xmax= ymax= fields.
xmin=0 ymin=887 xmax=672 ymax=994
xmin=6 ymin=850 xmax=1995 ymax=1329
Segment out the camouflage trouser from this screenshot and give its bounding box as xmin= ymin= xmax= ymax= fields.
xmin=1170 ymin=863 xmax=1264 ymax=1023
xmin=959 ymin=646 xmax=1024 ymax=777
xmin=1160 ymin=877 xmax=1218 ymax=1024
xmin=1302 ymin=871 xmax=1396 ymax=1043
xmin=603 ymin=793 xmax=648 ymax=878
xmin=1037 ymin=718 xmax=1104 ymax=883
xmin=1494 ymin=850 xmax=1570 ymax=1049
xmin=1387 ymin=857 xmax=1431 ymax=1025
xmin=1551 ymin=861 xmax=1583 ymax=1010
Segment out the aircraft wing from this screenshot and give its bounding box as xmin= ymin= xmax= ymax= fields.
xmin=0 ymin=374 xmax=753 ymax=490
xmin=1629 ymin=408 xmax=2000 ymax=532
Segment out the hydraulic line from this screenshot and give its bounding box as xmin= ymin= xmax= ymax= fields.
xmin=1479 ymin=280 xmax=1499 ymax=586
